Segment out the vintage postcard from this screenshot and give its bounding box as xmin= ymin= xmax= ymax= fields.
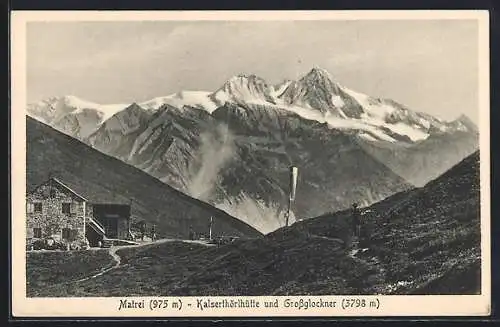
xmin=11 ymin=10 xmax=490 ymax=317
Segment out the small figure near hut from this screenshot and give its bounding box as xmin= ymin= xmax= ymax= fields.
xmin=189 ymin=225 xmax=195 ymax=240
xmin=139 ymin=220 xmax=147 ymax=241
xmin=151 ymin=224 xmax=157 ymax=242
xmin=351 ymin=202 xmax=361 ymax=238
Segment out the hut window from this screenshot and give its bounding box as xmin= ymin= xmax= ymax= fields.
xmin=70 ymin=202 xmax=77 ymax=214
xmin=62 ymin=203 xmax=71 ymax=215
xmin=34 ymin=203 xmax=42 ymax=213
xmin=62 ymin=228 xmax=71 ymax=240
xmin=33 ymin=227 xmax=42 ymax=238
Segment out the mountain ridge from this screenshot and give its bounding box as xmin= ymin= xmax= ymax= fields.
xmin=27 ymin=67 xmax=479 ymax=232
xmin=28 ymin=67 xmax=478 ymax=141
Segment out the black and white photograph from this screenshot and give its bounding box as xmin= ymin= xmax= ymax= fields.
xmin=10 ymin=10 xmax=490 ymax=317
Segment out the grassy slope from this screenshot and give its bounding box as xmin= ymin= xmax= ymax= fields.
xmin=27 ymin=116 xmax=261 ymax=239
xmin=26 ymin=249 xmax=114 ymax=296
xmin=28 ymin=235 xmax=368 ymax=297
xmin=27 ymin=151 xmax=481 ymax=296
xmin=295 ymin=150 xmax=481 ymax=294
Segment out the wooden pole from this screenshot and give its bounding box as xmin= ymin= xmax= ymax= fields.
xmin=285 ymin=197 xmax=291 ymax=227
xmin=128 ymin=199 xmax=132 ymax=240
xmin=286 ymin=166 xmax=298 ymax=227
xmin=209 ymin=216 xmax=213 ymax=240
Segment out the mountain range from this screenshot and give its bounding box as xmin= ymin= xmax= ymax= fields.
xmin=27 ymin=67 xmax=479 ymax=233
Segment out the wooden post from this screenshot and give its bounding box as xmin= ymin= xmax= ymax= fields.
xmin=285 ymin=197 xmax=292 ymax=228
xmin=82 ymin=201 xmax=86 ymax=245
xmin=209 ymin=216 xmax=213 ymax=240
xmin=286 ymin=166 xmax=298 ymax=227
xmin=128 ymin=199 xmax=132 ymax=240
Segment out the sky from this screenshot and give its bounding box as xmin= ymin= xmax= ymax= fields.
xmin=26 ymin=19 xmax=479 ymax=123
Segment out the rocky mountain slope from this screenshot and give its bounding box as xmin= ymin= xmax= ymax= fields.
xmin=358 ymin=128 xmax=479 ymax=186
xmin=86 ymin=100 xmax=413 ymax=232
xmin=27 ymin=67 xmax=479 ymax=232
xmin=27 ymin=95 xmax=130 ymax=139
xmin=26 ymin=116 xmax=262 ymax=239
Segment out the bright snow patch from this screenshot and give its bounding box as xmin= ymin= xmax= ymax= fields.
xmin=139 ymin=96 xmax=173 ymax=110
xmin=271 ymin=81 xmax=292 ymax=98
xmin=331 ymin=95 xmax=345 ymax=108
xmin=358 ymin=132 xmax=379 ymax=142
xmin=212 ymin=88 xmax=271 ymax=107
xmin=384 ymin=122 xmax=429 ymax=141
xmin=419 ymin=118 xmax=431 ymax=129
xmin=218 ymin=90 xmax=271 ymax=106
xmin=271 ymin=100 xmax=398 ymax=142
xmin=58 ymin=95 xmax=129 ymax=124
xmin=141 ymin=91 xmax=219 ymax=113
xmin=212 ymin=90 xmax=231 ymax=106
xmin=341 ymin=87 xmax=396 ymax=119
xmin=360 ymin=115 xmax=429 ymax=142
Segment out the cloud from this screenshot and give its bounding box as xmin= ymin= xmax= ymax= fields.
xmin=214 ymin=192 xmax=296 ymax=234
xmin=187 ymin=122 xmax=236 ymax=200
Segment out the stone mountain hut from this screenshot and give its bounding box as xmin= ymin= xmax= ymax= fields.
xmin=26 ymin=177 xmax=132 ymax=247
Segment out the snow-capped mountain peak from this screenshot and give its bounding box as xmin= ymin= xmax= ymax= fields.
xmin=304 ymin=66 xmax=336 ymax=82
xmin=27 ymin=95 xmax=131 ymax=139
xmin=277 ymin=67 xmax=361 ymax=118
xmin=451 ymin=114 xmax=478 ymax=133
xmin=210 ymin=73 xmax=276 ymax=106
xmin=87 ymin=102 xmax=151 ymax=141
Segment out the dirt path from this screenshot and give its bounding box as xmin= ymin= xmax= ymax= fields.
xmin=72 ymin=235 xmax=345 ymax=285
xmin=344 ymin=237 xmax=389 ymax=293
xmin=309 ymin=234 xmax=345 ymax=245
xmin=303 ymin=233 xmax=346 ymax=252
xmin=73 ymin=238 xmax=214 ymax=283
xmin=74 ymin=247 xmax=121 ymax=283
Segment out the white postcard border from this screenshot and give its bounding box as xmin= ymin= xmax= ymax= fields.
xmin=10 ymin=10 xmax=491 ymax=317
